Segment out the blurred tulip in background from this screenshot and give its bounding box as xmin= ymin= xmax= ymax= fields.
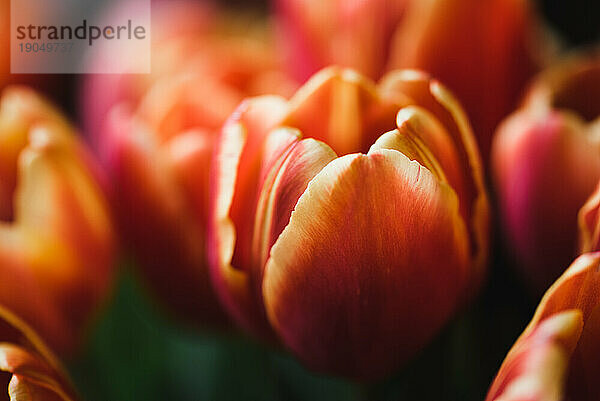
xmin=277 ymin=0 xmax=545 ymax=160
xmin=92 ymin=0 xmax=297 ymax=326
xmin=209 ymin=67 xmax=489 ymax=379
xmin=493 ymin=51 xmax=600 ymax=292
xmin=0 ymin=87 xmax=116 ymax=355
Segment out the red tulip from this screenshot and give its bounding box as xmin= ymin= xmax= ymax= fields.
xmin=209 ymin=67 xmax=489 ymax=379
xmin=0 ymin=87 xmax=116 ymax=354
xmin=486 ymin=252 xmax=600 ymax=401
xmin=95 ymin=1 xmax=297 ymax=326
xmin=276 ymin=0 xmax=543 ymax=160
xmin=493 ymin=52 xmax=600 ymax=291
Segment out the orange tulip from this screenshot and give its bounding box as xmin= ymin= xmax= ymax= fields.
xmin=0 ymin=304 xmax=79 ymax=401
xmin=493 ymin=52 xmax=600 ymax=292
xmin=485 ymin=252 xmax=600 ymax=401
xmin=0 ymin=87 xmax=115 ymax=355
xmin=94 ymin=1 xmax=297 ymax=326
xmin=276 ymin=0 xmax=543 ymax=160
xmin=209 ymin=67 xmax=489 ymax=379
xmin=83 ymin=0 xmax=296 ymax=142
xmin=276 ymin=0 xmax=408 ymax=82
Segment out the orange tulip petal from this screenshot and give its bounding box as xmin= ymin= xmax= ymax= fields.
xmin=263 ymin=149 xmax=470 ymax=379
xmin=0 ymin=87 xmax=70 ymax=223
xmin=387 ymin=0 xmax=540 ymax=159
xmin=9 ymin=124 xmax=114 ymax=339
xmin=209 ymin=96 xmax=290 ymax=337
xmin=579 ymin=182 xmax=600 ymax=253
xmin=487 ymin=253 xmax=600 ymax=401
xmin=253 ymin=132 xmax=337 ymax=288
xmin=283 ymin=67 xmax=399 ymax=156
xmin=0 ymin=305 xmax=77 ymax=401
xmin=379 ymin=71 xmax=489 ymax=288
xmin=485 ymin=310 xmax=582 ymax=401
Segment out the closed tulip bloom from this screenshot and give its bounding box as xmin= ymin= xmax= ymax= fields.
xmin=277 ymin=0 xmax=543 ymax=159
xmin=209 ymin=67 xmax=489 ymax=379
xmin=93 ymin=1 xmax=296 ymax=326
xmin=0 ymin=304 xmax=79 ymax=401
xmin=0 ymin=87 xmax=115 ymax=354
xmin=486 ymin=252 xmax=600 ymax=401
xmin=493 ymin=52 xmax=600 ymax=292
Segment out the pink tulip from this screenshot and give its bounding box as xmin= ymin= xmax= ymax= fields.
xmin=493 ymin=52 xmax=600 ymax=291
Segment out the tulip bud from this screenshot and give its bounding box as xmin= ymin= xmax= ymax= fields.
xmin=0 ymin=304 xmax=79 ymax=401
xmin=486 ymin=252 xmax=600 ymax=401
xmin=493 ymin=52 xmax=600 ymax=291
xmin=0 ymin=87 xmax=115 ymax=354
xmin=209 ymin=67 xmax=489 ymax=379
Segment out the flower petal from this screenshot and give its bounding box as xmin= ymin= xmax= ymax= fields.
xmin=253 ymin=132 xmax=337 ymax=290
xmin=103 ymin=106 xmax=223 ymax=325
xmin=10 ymin=124 xmax=114 ymax=340
xmin=485 ymin=310 xmax=582 ymax=401
xmin=0 ymin=87 xmax=70 ymax=222
xmin=282 ymin=67 xmax=400 ymax=156
xmin=263 ymin=149 xmax=470 ymax=378
xmin=488 ymin=253 xmax=600 ymax=401
xmin=579 ymin=182 xmax=600 ymax=253
xmin=209 ymin=96 xmax=291 ymax=337
xmin=380 ymin=71 xmax=489 ymax=290
xmin=0 ymin=305 xmax=77 ymax=401
xmin=493 ymin=111 xmax=600 ymax=289
xmin=387 ymin=0 xmax=540 ymax=159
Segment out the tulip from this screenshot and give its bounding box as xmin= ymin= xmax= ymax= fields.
xmin=83 ymin=0 xmax=297 ymax=143
xmin=276 ymin=0 xmax=543 ymax=160
xmin=276 ymin=0 xmax=408 ymax=82
xmin=486 ymin=252 xmax=600 ymax=401
xmin=493 ymin=52 xmax=600 ymax=292
xmin=96 ymin=2 xmax=297 ymax=325
xmin=209 ymin=67 xmax=489 ymax=379
xmin=0 ymin=87 xmax=115 ymax=354
xmin=0 ymin=304 xmax=79 ymax=401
